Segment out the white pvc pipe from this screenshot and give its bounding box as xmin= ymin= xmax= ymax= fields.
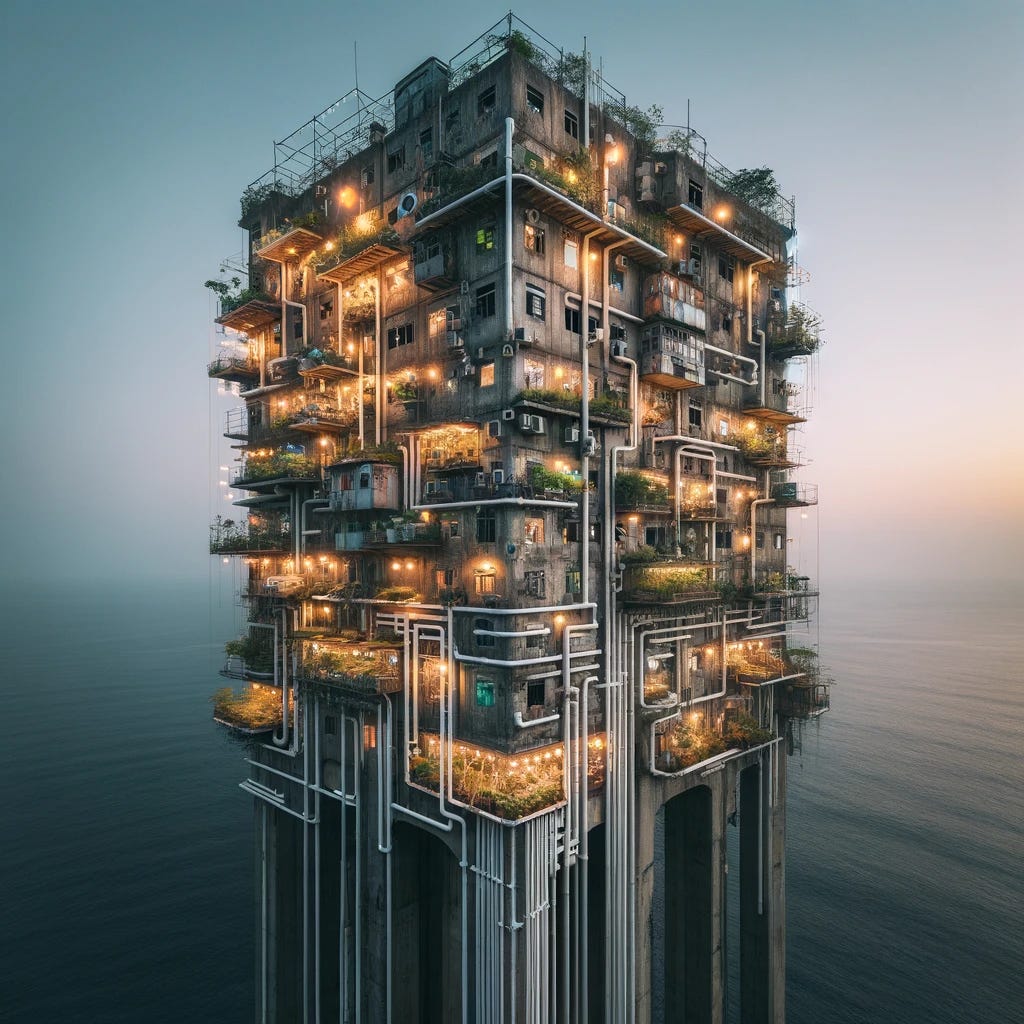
xmin=505 ymin=117 xmax=514 ymax=339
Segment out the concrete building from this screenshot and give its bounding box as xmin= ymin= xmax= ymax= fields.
xmin=207 ymin=15 xmax=828 ymax=1024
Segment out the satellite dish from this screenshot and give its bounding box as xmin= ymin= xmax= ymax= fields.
xmin=397 ymin=192 xmax=418 ymax=218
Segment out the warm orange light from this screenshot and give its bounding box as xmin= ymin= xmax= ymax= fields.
xmin=713 ymin=205 xmax=730 ymax=223
xmin=287 ymin=246 xmax=297 ymax=255
xmin=324 ymin=240 xmax=335 ymax=251
xmin=566 ymin=170 xmax=577 ymax=184
xmin=339 ymin=186 xmax=357 ymax=208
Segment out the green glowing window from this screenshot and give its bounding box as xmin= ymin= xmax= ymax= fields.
xmin=476 ymin=225 xmax=495 ymax=252
xmin=476 ymin=679 xmax=495 ymax=707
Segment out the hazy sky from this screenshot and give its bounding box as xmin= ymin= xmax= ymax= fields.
xmin=1 ymin=0 xmax=1020 ymax=587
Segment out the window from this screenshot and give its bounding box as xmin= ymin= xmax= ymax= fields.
xmin=476 ymin=509 xmax=497 ymax=543
xmin=565 ymin=568 xmax=582 ymax=594
xmin=719 ymin=419 xmax=729 ymax=437
xmin=526 ymin=85 xmax=544 ymax=114
xmin=524 ymin=570 xmax=546 ymax=598
xmin=524 ymin=517 xmax=544 ymax=545
xmin=563 ymin=521 xmax=581 ymax=543
xmin=419 ymin=127 xmax=433 ymax=162
xmin=688 ymin=401 xmax=703 ymax=428
xmin=359 ymin=470 xmax=371 ymax=489
xmin=475 ymin=617 xmax=495 ymax=647
xmin=320 ymin=297 xmax=334 ymax=321
xmin=526 ymin=285 xmax=546 ymax=321
xmin=565 ymin=305 xmax=581 ymax=335
xmin=476 ymin=223 xmax=495 ymax=252
xmin=478 ymin=149 xmax=498 ymax=172
xmin=524 ymin=358 xmax=544 ymax=389
xmin=525 ymin=628 xmax=545 ymax=649
xmin=718 ymin=255 xmax=735 ymax=283
xmin=688 ymin=178 xmax=703 ymax=209
xmin=475 ymin=678 xmax=495 ymax=707
xmin=445 ymin=108 xmax=461 ymax=132
xmin=756 ymin=532 xmax=765 ymax=549
xmin=361 ymin=165 xmax=375 ymax=188
xmin=564 ymin=238 xmax=579 ymax=268
xmin=524 ymin=223 xmax=545 ymax=254
xmin=480 ymin=362 xmax=495 ymax=387
xmin=716 ymin=529 xmax=733 ymax=549
xmin=325 ymin=715 xmax=337 ymax=736
xmin=474 ymin=569 xmax=497 ymax=594
xmin=388 ymin=323 xmax=414 ymax=349
xmin=446 ymin=519 xmax=460 ymax=538
xmin=387 ymin=147 xmax=405 ymax=173
xmin=429 ymin=303 xmax=460 ymax=338
xmin=609 ymin=266 xmax=624 ymax=292
xmin=564 ymin=109 xmax=579 ymax=139
xmin=527 ymin=680 xmax=546 ymax=707
xmin=475 ymin=282 xmax=496 ymax=318
xmin=689 ymin=242 xmax=702 ymax=274
xmin=774 ymin=533 xmax=784 ymax=550
xmin=477 ymin=86 xmax=496 ymax=115
xmin=716 ymin=488 xmax=728 ymax=505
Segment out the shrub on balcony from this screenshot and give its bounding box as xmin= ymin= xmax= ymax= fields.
xmin=211 ymin=685 xmax=285 ymax=731
xmin=529 ymin=465 xmax=582 ymax=495
xmin=615 ymin=471 xmax=669 ymax=508
xmin=374 ymin=585 xmax=420 ymax=603
xmin=722 ymin=712 xmax=773 ymax=748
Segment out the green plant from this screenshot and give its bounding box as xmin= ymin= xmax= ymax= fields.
xmin=392 ymin=381 xmax=418 ymax=402
xmin=722 ymin=712 xmax=773 ymax=748
xmin=529 ymin=464 xmax=582 ymax=495
xmin=614 ymin=471 xmax=669 ymax=508
xmin=723 ymin=167 xmax=781 ymax=211
xmin=212 ymin=684 xmax=287 ymax=731
xmin=240 ymin=182 xmax=274 ymax=218
xmin=589 ymin=394 xmax=631 ymax=422
xmin=620 ymin=545 xmax=659 ymax=565
xmin=374 ymin=585 xmax=420 ymax=603
xmin=224 ymin=635 xmax=274 ymax=673
xmin=608 ymin=102 xmax=663 ymax=146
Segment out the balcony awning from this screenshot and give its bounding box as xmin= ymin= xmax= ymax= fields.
xmin=216 ymin=300 xmax=280 ymax=333
xmin=318 ymin=242 xmax=409 ymax=285
xmin=412 ymin=173 xmax=669 ymax=268
xmin=666 ymin=204 xmax=773 ymax=263
xmin=742 ymin=405 xmax=806 ymax=426
xmin=257 ymin=227 xmax=324 ymax=263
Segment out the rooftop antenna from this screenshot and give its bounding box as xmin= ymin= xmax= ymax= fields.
xmin=354 ymin=41 xmax=363 ymax=122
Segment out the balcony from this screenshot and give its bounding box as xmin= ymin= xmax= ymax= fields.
xmin=413 ymin=249 xmax=455 ymax=292
xmin=770 ymin=482 xmax=817 ymax=507
xmin=643 ymin=272 xmax=707 ymax=332
xmin=614 ymin=471 xmax=672 ymax=514
xmin=653 ymin=707 xmax=774 ymax=774
xmin=316 ymin=223 xmax=407 ymax=285
xmin=364 ymin=522 xmax=442 ymax=547
xmin=620 ymin=558 xmax=717 ymax=605
xmin=256 ymin=226 xmax=324 ymax=264
xmin=231 ymin=450 xmax=322 ymax=487
xmin=208 ymin=354 xmax=261 ymax=385
xmin=299 ymin=640 xmax=402 ymax=694
xmin=730 ymin=428 xmax=798 ymax=468
xmin=212 ymin=682 xmax=288 ymax=734
xmin=328 ymin=459 xmax=401 ymax=511
xmin=215 ymin=295 xmax=280 ymax=334
xmin=743 ymin=380 xmax=806 ymax=426
xmin=768 ymin=302 xmax=822 ymax=360
xmin=287 ymin=400 xmax=358 ymax=434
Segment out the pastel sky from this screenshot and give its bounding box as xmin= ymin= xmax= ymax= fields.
xmin=1 ymin=0 xmax=1020 ymax=588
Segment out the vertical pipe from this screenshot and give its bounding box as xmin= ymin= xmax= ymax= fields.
xmin=504 ymin=117 xmax=515 ymax=339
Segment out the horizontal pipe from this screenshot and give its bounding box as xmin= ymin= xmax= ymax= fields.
xmin=514 ymin=710 xmax=561 ymax=728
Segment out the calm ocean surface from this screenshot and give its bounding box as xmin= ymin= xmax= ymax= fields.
xmin=2 ymin=579 xmax=1021 ymax=1023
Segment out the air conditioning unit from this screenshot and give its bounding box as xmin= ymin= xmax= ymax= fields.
xmin=450 ymin=317 xmax=463 ymax=331
xmin=564 ymin=426 xmax=580 ymax=444
xmin=611 ymin=339 xmax=627 ymax=358
xmin=654 ymin=161 xmax=668 ymax=175
xmin=460 ymin=280 xmax=470 ymax=295
xmin=488 ymin=420 xmax=502 ymax=438
xmin=474 ymin=472 xmax=487 ymax=487
xmin=492 ymin=469 xmax=505 ymax=485
xmin=589 ymin=327 xmax=604 ymax=343
xmin=501 ymin=343 xmax=515 ymax=358
xmin=583 ymin=431 xmax=598 ymax=457
xmin=460 ymin=363 xmax=475 ymax=377
xmin=476 ymin=347 xmax=485 ymax=360
xmin=614 ymin=254 xmax=628 ymax=270
xmin=447 ymin=332 xmax=464 ymax=348
xmin=525 ymin=208 xmax=541 ymax=225
xmin=687 ymin=258 xmax=701 ymax=276
xmin=513 ymin=326 xmax=526 ymax=342
xmin=501 ymin=408 xmax=516 ymax=421
xmin=519 ymin=413 xmax=546 ymax=434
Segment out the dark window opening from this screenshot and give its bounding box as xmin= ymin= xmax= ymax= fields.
xmin=475 ymin=617 xmax=495 ymax=647
xmin=688 ymin=178 xmax=703 ymax=209
xmin=526 ymin=85 xmax=544 ymax=115
xmin=387 ymin=147 xmax=405 ymax=173
xmin=526 ymin=287 xmax=546 ymax=321
xmin=527 ymin=681 xmax=546 ymax=707
xmin=565 ymin=306 xmax=581 ymax=334
xmin=477 ymin=86 xmax=496 ymax=116
xmin=476 ymin=508 xmax=497 ymax=543
xmin=564 ymin=109 xmax=579 ymax=139
xmin=476 ymin=282 xmax=496 ymax=318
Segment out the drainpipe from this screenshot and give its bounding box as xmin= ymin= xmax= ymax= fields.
xmin=504 ymin=117 xmax=515 ymax=340
xmin=396 ymin=443 xmax=409 ymax=509
xmin=749 ymin=472 xmax=775 ymax=585
xmin=582 ymin=41 xmax=590 ymax=151
xmin=580 ymin=227 xmax=603 ymax=603
xmin=374 ymin=272 xmax=383 ymax=445
xmin=299 ymin=498 xmax=328 ymax=557
xmin=746 ymin=257 xmax=773 ymax=404
xmin=282 ymin=264 xmax=306 ymax=354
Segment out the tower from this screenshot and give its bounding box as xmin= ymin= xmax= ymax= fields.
xmin=207 ymin=16 xmax=828 ymax=1023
